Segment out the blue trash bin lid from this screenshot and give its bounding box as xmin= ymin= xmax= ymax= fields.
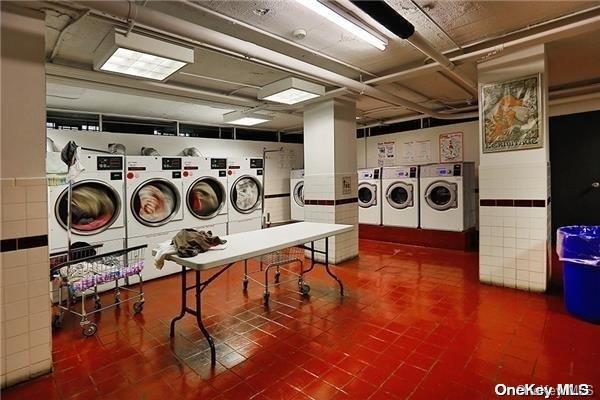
xmin=557 ymin=225 xmax=600 ymax=267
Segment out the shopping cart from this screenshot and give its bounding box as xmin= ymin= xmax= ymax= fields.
xmin=50 ymin=245 xmax=147 ymax=336
xmin=243 ymin=246 xmax=309 ymax=306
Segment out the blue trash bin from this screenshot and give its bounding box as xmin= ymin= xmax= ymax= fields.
xmin=557 ymin=226 xmax=600 ymax=324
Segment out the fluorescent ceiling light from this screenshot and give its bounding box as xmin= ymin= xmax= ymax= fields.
xmin=223 ymin=111 xmax=272 ymax=126
xmin=94 ymin=30 xmax=194 ymax=81
xmin=258 ymin=77 xmax=325 ymax=105
xmin=294 ymin=0 xmax=387 ymax=51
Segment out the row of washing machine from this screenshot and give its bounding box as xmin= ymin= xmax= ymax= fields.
xmin=48 ymin=154 xmax=264 ymax=282
xmin=290 ymin=163 xmax=477 ymax=232
xmin=358 ymin=163 xmax=477 ymax=232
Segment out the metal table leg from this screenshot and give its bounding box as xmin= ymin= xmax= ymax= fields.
xmin=323 ymin=237 xmax=344 ymax=296
xmin=169 ymin=263 xmax=235 ymax=366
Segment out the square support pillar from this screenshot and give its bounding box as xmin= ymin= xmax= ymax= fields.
xmin=303 ymin=98 xmax=358 ymax=264
xmin=477 ymin=45 xmax=551 ymax=292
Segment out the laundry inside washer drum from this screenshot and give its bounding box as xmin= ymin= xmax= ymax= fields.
xmin=59 ymin=184 xmax=117 ymax=231
xmin=189 ymin=181 xmax=222 ymax=217
xmin=136 ymin=182 xmax=177 ymax=223
xmin=234 ymin=178 xmax=259 ymax=210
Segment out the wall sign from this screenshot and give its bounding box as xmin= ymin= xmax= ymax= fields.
xmin=481 ymin=74 xmax=543 ymax=153
xmin=342 ymin=176 xmax=352 ymax=195
xmin=377 ymin=141 xmax=395 ymax=166
xmin=439 ymin=132 xmax=463 ymax=163
xmin=401 ymin=139 xmax=432 ymax=164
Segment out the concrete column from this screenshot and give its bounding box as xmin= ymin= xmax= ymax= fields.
xmin=1 ymin=4 xmax=51 ymax=387
xmin=477 ymin=45 xmax=551 ymax=292
xmin=303 ymin=98 xmax=358 ymax=264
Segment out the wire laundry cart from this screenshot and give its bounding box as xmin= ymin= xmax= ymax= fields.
xmin=50 ymin=244 xmax=147 ymax=336
xmin=244 ymin=246 xmax=309 ymax=306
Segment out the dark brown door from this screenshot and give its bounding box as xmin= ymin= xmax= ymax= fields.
xmin=549 ymin=110 xmax=600 ymax=288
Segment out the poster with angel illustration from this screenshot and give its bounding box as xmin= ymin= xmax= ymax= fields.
xmin=439 ymin=132 xmax=463 ymax=163
xmin=481 ymin=74 xmax=542 ymax=153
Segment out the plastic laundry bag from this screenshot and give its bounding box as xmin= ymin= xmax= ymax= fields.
xmin=557 ymin=226 xmax=600 ymax=267
xmin=61 ymin=141 xmax=85 ymax=181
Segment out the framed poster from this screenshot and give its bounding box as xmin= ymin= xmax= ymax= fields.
xmin=439 ymin=132 xmax=463 ymax=163
xmin=481 ymin=74 xmax=543 ymax=153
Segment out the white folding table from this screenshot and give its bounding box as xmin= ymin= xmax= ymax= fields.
xmin=153 ymin=222 xmax=353 ymax=366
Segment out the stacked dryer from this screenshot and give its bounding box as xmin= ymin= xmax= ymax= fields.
xmin=419 ymin=162 xmax=477 ymax=232
xmin=48 ymin=153 xmax=126 ymax=254
xmin=358 ymin=168 xmax=382 ymax=225
xmin=381 ymin=166 xmax=419 ymax=228
xmin=290 ymin=169 xmax=304 ymax=221
xmin=126 ymin=156 xmax=184 ymax=281
xmin=181 ymin=157 xmax=228 ymax=236
xmin=227 ymin=157 xmax=264 ymax=234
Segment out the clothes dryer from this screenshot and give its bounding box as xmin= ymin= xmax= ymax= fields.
xmin=48 ymin=153 xmax=126 ymax=255
xmin=419 ymin=163 xmax=477 ymax=232
xmin=382 ymin=166 xmax=419 ymax=228
xmin=358 ymin=168 xmax=381 ymax=225
xmin=290 ymin=169 xmax=304 ymax=221
xmin=181 ymin=156 xmax=228 ymax=236
xmin=227 ymin=157 xmax=263 ymax=234
xmin=126 ymin=156 xmax=184 ymax=281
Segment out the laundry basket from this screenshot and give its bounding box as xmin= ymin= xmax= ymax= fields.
xmin=557 ymin=226 xmax=600 ymax=323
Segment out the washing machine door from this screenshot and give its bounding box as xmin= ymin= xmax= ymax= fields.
xmin=293 ymin=181 xmax=304 ymax=207
xmin=186 ymin=177 xmax=226 ymax=220
xmin=131 ymin=178 xmax=181 ymax=226
xmin=425 ymin=181 xmax=457 ymax=211
xmin=55 ymin=180 xmax=122 ymax=235
xmin=386 ymin=182 xmax=413 ymax=209
xmin=231 ymin=175 xmax=262 ymax=214
xmin=358 ymin=183 xmax=377 ymax=208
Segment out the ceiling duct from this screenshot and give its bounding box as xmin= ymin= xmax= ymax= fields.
xmin=350 ymin=0 xmax=478 ymax=97
xmin=70 ymin=0 xmax=477 ymax=120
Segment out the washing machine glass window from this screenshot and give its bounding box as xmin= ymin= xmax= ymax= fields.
xmin=386 ymin=182 xmax=413 ymax=209
xmin=358 ymin=183 xmax=377 ymax=208
xmin=131 ymin=178 xmax=181 ymax=226
xmin=186 ymin=177 xmax=226 ymax=219
xmin=56 ymin=180 xmax=121 ymax=235
xmin=231 ymin=175 xmax=262 ymax=214
xmin=293 ymin=181 xmax=304 ymax=207
xmin=425 ymin=181 xmax=457 ymax=211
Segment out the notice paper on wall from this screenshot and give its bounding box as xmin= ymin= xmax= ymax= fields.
xmin=439 ymin=132 xmax=463 ymax=163
xmin=377 ymin=141 xmax=396 ymax=166
xmin=401 ymin=139 xmax=432 ymax=164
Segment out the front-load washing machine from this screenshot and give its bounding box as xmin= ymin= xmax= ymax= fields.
xmin=181 ymin=156 xmax=228 ymax=236
xmin=382 ymin=166 xmax=419 ymax=228
xmin=419 ymin=162 xmax=476 ymax=232
xmin=48 ymin=153 xmax=126 ymax=255
xmin=227 ymin=157 xmax=263 ymax=234
xmin=358 ymin=167 xmax=381 ymax=225
xmin=290 ymin=169 xmax=304 ymax=221
xmin=126 ymin=156 xmax=184 ymax=281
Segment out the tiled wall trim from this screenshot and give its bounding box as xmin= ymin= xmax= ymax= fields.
xmin=264 ymin=193 xmax=290 ymax=199
xmin=305 ymin=198 xmax=358 ymax=206
xmin=480 ymin=199 xmax=547 ymax=207
xmin=1 ymin=235 xmax=48 ymax=253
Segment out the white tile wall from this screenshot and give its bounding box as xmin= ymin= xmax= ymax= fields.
xmin=1 ymin=178 xmax=52 ymax=388
xmin=304 ymin=174 xmax=359 ymax=264
xmin=479 ymin=206 xmax=548 ymax=291
xmin=479 ymin=163 xmax=548 ymax=200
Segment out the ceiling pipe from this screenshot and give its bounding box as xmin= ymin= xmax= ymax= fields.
xmin=70 ymin=1 xmax=475 ymax=120
xmin=180 ymin=0 xmax=378 ymax=78
xmin=350 ymin=1 xmax=478 ymax=97
xmin=368 ymin=9 xmax=600 ymax=87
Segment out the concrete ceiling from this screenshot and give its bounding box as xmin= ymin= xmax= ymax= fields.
xmin=39 ymin=0 xmax=600 ymax=129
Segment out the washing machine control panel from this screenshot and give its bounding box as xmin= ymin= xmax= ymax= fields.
xmin=453 ymin=164 xmax=462 ymax=176
xmin=250 ymin=158 xmax=263 ymax=169
xmin=211 ymin=158 xmax=227 ymax=170
xmin=97 ymin=156 xmax=123 ymax=170
xmin=162 ymin=157 xmax=182 ymax=170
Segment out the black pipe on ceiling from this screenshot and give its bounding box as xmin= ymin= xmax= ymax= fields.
xmin=350 ymin=0 xmax=415 ymax=39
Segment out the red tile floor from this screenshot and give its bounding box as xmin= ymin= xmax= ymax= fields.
xmin=3 ymin=239 xmax=600 ymax=400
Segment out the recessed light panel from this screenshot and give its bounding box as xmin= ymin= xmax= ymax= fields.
xmin=258 ymin=77 xmax=325 ymax=105
xmin=100 ymin=48 xmax=187 ymax=81
xmin=223 ymin=111 xmax=272 ymax=126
